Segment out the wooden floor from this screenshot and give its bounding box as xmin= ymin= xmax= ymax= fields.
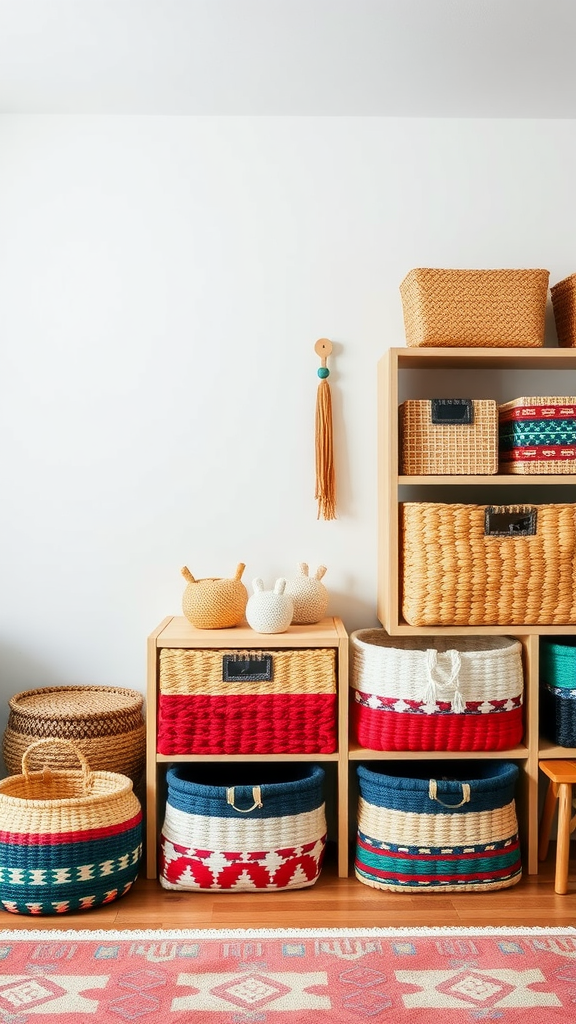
xmin=1 ymin=844 xmax=575 ymax=932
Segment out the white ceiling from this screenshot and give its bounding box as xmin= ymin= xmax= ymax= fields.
xmin=1 ymin=0 xmax=576 ymax=117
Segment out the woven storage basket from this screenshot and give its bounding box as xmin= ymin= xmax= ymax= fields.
xmin=0 ymin=739 xmax=142 ymax=915
xmin=539 ymin=638 xmax=576 ymax=747
xmin=3 ymin=686 xmax=145 ymax=783
xmin=551 ymin=273 xmax=576 ymax=347
xmin=399 ymin=399 xmax=498 ymax=474
xmin=355 ymin=761 xmax=522 ymax=892
xmin=400 ymin=268 xmax=549 ymax=348
xmin=401 ymin=502 xmax=576 ymax=626
xmin=350 ymin=630 xmax=524 ymax=752
xmin=498 ymin=396 xmax=576 ymax=474
xmin=159 ymin=763 xmax=326 ymax=891
xmin=157 ymin=647 xmax=337 ymax=755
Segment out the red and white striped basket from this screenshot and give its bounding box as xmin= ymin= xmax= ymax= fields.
xmin=350 ymin=630 xmax=524 ymax=752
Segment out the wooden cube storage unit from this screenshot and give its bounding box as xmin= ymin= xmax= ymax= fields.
xmin=146 ymin=616 xmax=349 ymax=880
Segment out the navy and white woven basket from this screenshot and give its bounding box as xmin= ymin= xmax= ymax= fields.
xmin=355 ymin=761 xmax=522 ymax=893
xmin=159 ymin=763 xmax=326 ymax=891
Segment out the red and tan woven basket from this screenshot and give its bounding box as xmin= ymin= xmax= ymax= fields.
xmin=551 ymin=273 xmax=576 ymax=347
xmin=401 ymin=502 xmax=576 ymax=626
xmin=157 ymin=647 xmax=337 ymax=755
xmin=400 ymin=268 xmax=549 ymax=348
xmin=399 ymin=399 xmax=498 ymax=475
xmin=350 ymin=630 xmax=524 ymax=752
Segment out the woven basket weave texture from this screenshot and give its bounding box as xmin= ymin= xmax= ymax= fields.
xmin=401 ymin=502 xmax=576 ymax=626
xmin=400 ymin=399 xmax=498 ymax=475
xmin=0 ymin=739 xmax=142 ymax=915
xmin=498 ymin=396 xmax=576 ymax=475
xmin=400 ymin=268 xmax=549 ymax=348
xmin=551 ymin=273 xmax=576 ymax=347
xmin=350 ymin=630 xmax=524 ymax=752
xmin=355 ymin=761 xmax=522 ymax=893
xmin=157 ymin=646 xmax=337 ymax=755
xmin=2 ymin=686 xmax=145 ymax=783
xmin=159 ymin=763 xmax=326 ymax=891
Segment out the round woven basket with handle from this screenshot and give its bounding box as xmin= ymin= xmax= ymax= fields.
xmin=2 ymin=685 xmax=145 ymax=782
xmin=0 ymin=738 xmax=142 ymax=915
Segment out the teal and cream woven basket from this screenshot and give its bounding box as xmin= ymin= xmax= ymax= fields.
xmin=355 ymin=761 xmax=522 ymax=893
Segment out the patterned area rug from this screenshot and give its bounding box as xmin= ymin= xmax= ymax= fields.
xmin=0 ymin=927 xmax=574 ymax=1021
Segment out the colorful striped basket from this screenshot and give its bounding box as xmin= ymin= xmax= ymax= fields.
xmin=0 ymin=739 xmax=142 ymax=915
xmin=355 ymin=761 xmax=522 ymax=893
xmin=498 ymin=396 xmax=576 ymax=474
xmin=401 ymin=502 xmax=576 ymax=626
xmin=157 ymin=647 xmax=337 ymax=754
xmin=350 ymin=630 xmax=524 ymax=752
xmin=539 ymin=638 xmax=576 ymax=747
xmin=159 ymin=763 xmax=326 ymax=891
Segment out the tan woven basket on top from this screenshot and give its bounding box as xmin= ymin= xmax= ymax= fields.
xmin=399 ymin=399 xmax=498 ymax=474
xmin=2 ymin=685 xmax=145 ymax=782
xmin=551 ymin=273 xmax=576 ymax=347
xmin=401 ymin=502 xmax=576 ymax=626
xmin=400 ymin=268 xmax=549 ymax=348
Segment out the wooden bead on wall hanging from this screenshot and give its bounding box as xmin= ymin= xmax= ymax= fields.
xmin=314 ymin=338 xmax=336 ymax=521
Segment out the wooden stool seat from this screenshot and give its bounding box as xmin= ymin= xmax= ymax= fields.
xmin=538 ymin=759 xmax=576 ymax=894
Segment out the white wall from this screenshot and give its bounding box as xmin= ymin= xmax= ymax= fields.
xmin=1 ymin=116 xmax=575 ymax=718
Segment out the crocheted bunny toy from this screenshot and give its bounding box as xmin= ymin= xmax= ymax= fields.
xmin=285 ymin=563 xmax=328 ymax=624
xmin=246 ymin=578 xmax=294 ymax=634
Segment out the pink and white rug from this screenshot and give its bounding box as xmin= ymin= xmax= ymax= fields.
xmin=0 ymin=926 xmax=573 ymax=1021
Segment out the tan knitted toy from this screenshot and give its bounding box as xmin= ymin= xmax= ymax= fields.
xmin=181 ymin=564 xmax=247 ymax=629
xmin=285 ymin=563 xmax=329 ymax=624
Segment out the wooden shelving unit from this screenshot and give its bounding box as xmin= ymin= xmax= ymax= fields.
xmin=146 ymin=615 xmax=349 ymax=880
xmin=376 ymin=347 xmax=576 ymax=876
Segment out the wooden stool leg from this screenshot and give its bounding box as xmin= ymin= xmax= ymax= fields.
xmin=538 ymin=780 xmax=558 ymax=862
xmin=555 ymin=782 xmax=573 ymax=895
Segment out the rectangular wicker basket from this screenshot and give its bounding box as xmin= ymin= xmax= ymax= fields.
xmin=401 ymin=502 xmax=576 ymax=626
xmin=355 ymin=761 xmax=522 ymax=893
xmin=159 ymin=763 xmax=326 ymax=892
xmin=350 ymin=630 xmax=524 ymax=752
xmin=399 ymin=398 xmax=498 ymax=474
xmin=157 ymin=646 xmax=337 ymax=755
xmin=498 ymin=396 xmax=576 ymax=474
xmin=551 ymin=273 xmax=576 ymax=347
xmin=400 ymin=268 xmax=549 ymax=348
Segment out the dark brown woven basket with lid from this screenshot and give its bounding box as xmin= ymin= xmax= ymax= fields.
xmin=2 ymin=685 xmax=145 ymax=782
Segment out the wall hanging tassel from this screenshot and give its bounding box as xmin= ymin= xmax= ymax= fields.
xmin=314 ymin=338 xmax=336 ymax=521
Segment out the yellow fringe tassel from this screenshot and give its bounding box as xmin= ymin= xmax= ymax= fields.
xmin=315 ymin=377 xmax=336 ymax=520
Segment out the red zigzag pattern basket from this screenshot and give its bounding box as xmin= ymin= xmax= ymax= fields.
xmin=350 ymin=630 xmax=524 ymax=752
xmin=157 ymin=647 xmax=337 ymax=755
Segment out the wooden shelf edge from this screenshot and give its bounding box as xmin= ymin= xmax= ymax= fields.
xmin=348 ymin=745 xmax=530 ymax=761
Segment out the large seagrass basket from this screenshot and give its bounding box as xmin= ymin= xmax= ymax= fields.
xmin=400 ymin=268 xmax=549 ymax=348
xmin=551 ymin=273 xmax=576 ymax=347
xmin=401 ymin=502 xmax=576 ymax=626
xmin=3 ymin=686 xmax=145 ymax=783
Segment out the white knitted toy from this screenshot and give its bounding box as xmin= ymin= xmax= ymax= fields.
xmin=246 ymin=578 xmax=294 ymax=634
xmin=285 ymin=563 xmax=328 ymax=624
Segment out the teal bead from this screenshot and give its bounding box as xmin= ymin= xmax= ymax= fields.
xmin=317 ymin=367 xmax=330 ymax=379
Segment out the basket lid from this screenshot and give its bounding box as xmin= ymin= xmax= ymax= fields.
xmin=8 ymin=686 xmax=143 ymax=720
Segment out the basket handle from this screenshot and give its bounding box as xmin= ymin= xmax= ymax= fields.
xmin=428 ymin=778 xmax=471 ymax=809
xmin=423 ymin=649 xmax=464 ymax=713
xmin=21 ymin=739 xmax=93 ymax=790
xmin=226 ymin=786 xmax=263 ymax=813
